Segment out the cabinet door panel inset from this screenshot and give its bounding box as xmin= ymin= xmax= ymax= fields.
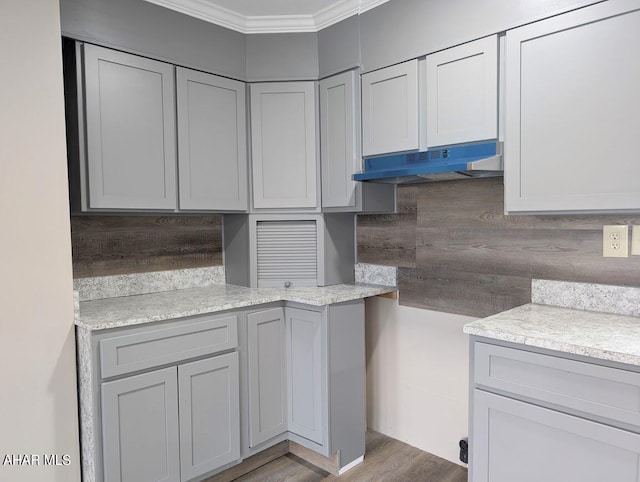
xmin=320 ymin=71 xmax=358 ymax=209
xmin=473 ymin=390 xmax=640 ymax=482
xmin=101 ymin=367 xmax=180 ymax=482
xmin=247 ymin=308 xmax=287 ymax=446
xmin=177 ymin=68 xmax=247 ymax=211
xmin=505 ymin=2 xmax=640 ymax=212
xmin=362 ymin=60 xmax=419 ymax=156
xmin=83 ymin=44 xmax=176 ymax=210
xmin=251 ymin=83 xmax=318 ymax=209
xmin=286 ymin=308 xmax=323 ymax=445
xmin=178 ymin=353 xmax=240 ymax=480
xmin=426 ymin=35 xmax=498 ymax=147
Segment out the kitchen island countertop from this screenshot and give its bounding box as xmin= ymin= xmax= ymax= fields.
xmin=76 ymin=282 xmax=396 ymax=331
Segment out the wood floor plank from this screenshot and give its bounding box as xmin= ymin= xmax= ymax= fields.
xmin=232 ymin=431 xmax=467 ymax=482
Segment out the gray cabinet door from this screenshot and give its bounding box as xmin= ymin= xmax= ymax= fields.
xmin=361 ymin=59 xmax=419 ymax=156
xmin=176 ymin=68 xmax=247 ymax=211
xmin=101 ymin=367 xmax=180 ymax=482
xmin=425 ymin=35 xmax=498 ymax=148
xmin=178 ymin=353 xmax=240 ymax=481
xmin=286 ymin=307 xmax=324 ymax=445
xmin=250 ymin=82 xmax=318 ymax=209
xmin=83 ymin=44 xmax=177 ymax=210
xmin=247 ymin=308 xmax=287 ymax=446
xmin=504 ymin=1 xmax=640 ymax=213
xmin=320 ymin=70 xmax=359 ymax=209
xmin=472 ymin=389 xmax=640 ymax=482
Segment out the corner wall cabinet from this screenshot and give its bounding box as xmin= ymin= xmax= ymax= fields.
xmin=504 ymin=0 xmax=640 ymax=213
xmin=425 ymin=35 xmax=498 ymax=148
xmin=470 ymin=339 xmax=640 ymax=482
xmin=250 ymin=82 xmax=319 ymax=210
xmin=320 ymin=70 xmax=396 ymax=213
xmin=361 ymin=59 xmax=419 ymax=156
xmin=65 ymin=41 xmax=248 ymax=213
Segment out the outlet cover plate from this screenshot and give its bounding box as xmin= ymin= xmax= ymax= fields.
xmin=632 ymin=226 xmax=640 ymax=256
xmin=603 ymin=225 xmax=628 ymax=258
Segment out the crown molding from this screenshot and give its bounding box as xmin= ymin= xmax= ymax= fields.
xmin=143 ymin=0 xmax=391 ymax=34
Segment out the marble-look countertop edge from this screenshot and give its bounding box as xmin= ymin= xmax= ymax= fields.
xmin=76 ymin=283 xmax=397 ymax=331
xmin=463 ymin=303 xmax=640 ymax=366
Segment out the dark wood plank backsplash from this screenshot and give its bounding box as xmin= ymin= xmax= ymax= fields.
xmin=71 ymin=215 xmax=222 ymax=278
xmin=358 ymin=178 xmax=640 ymax=317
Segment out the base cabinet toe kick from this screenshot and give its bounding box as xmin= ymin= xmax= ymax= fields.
xmin=468 ymin=338 xmax=640 ymax=482
xmin=77 ymin=299 xmax=365 ymax=482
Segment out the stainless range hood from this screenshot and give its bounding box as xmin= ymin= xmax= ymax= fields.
xmin=353 ymin=140 xmax=503 ymax=184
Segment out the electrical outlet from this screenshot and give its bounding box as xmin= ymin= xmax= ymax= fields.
xmin=603 ymin=225 xmax=628 ymax=258
xmin=632 ymin=226 xmax=640 ymax=256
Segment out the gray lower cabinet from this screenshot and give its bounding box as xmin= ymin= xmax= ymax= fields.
xmin=178 ymin=353 xmax=240 ymax=481
xmin=286 ymin=307 xmax=323 ymax=444
xmin=247 ymin=308 xmax=287 ymax=446
xmin=285 ymin=301 xmax=367 ymax=470
xmin=92 ymin=313 xmax=240 ymax=482
xmin=473 ymin=390 xmax=640 ymax=482
xmin=101 ymin=367 xmax=181 ymax=482
xmin=470 ymin=339 xmax=640 ymax=482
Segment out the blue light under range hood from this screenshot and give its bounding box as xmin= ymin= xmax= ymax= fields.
xmin=353 ymin=140 xmax=503 ymax=184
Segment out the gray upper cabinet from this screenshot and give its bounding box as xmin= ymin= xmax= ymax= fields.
xmin=178 ymin=353 xmax=240 ymax=481
xmin=361 ymin=59 xmax=419 ymax=156
xmin=177 ymin=68 xmax=247 ymax=211
xmin=250 ymin=82 xmax=319 ymax=210
xmin=101 ymin=367 xmax=180 ymax=482
xmin=320 ymin=70 xmax=359 ymax=210
xmin=82 ymin=44 xmax=177 ymax=210
xmin=504 ymin=0 xmax=640 ymax=213
xmin=247 ymin=308 xmax=287 ymax=447
xmin=286 ymin=307 xmax=324 ymax=445
xmin=425 ymin=36 xmax=498 ymax=148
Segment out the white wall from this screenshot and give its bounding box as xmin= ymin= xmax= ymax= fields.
xmin=365 ymin=297 xmax=476 ymax=465
xmin=0 ymin=1 xmax=81 ymax=481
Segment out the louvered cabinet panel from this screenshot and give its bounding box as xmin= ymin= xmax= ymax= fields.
xmin=256 ymin=221 xmax=318 ymax=287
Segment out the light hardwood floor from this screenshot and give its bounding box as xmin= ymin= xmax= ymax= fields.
xmin=231 ymin=431 xmax=468 ymax=482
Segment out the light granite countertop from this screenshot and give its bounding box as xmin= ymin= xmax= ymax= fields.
xmin=76 ymin=283 xmax=396 ymax=331
xmin=464 ymin=302 xmax=640 ymax=366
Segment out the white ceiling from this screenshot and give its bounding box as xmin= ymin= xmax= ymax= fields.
xmin=142 ymin=0 xmax=390 ymax=34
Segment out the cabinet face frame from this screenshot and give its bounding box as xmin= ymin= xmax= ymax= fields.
xmin=425 ymin=35 xmax=498 ymax=148
xmin=250 ymin=82 xmax=319 ymax=210
xmin=82 ymin=43 xmax=177 ymax=210
xmin=361 ymin=59 xmax=419 ymax=156
xmin=176 ymin=67 xmax=248 ymax=211
xmin=504 ymin=0 xmax=640 ymax=214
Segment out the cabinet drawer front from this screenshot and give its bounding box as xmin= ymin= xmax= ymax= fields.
xmin=475 ymin=342 xmax=640 ymax=426
xmin=100 ymin=315 xmax=238 ymax=378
